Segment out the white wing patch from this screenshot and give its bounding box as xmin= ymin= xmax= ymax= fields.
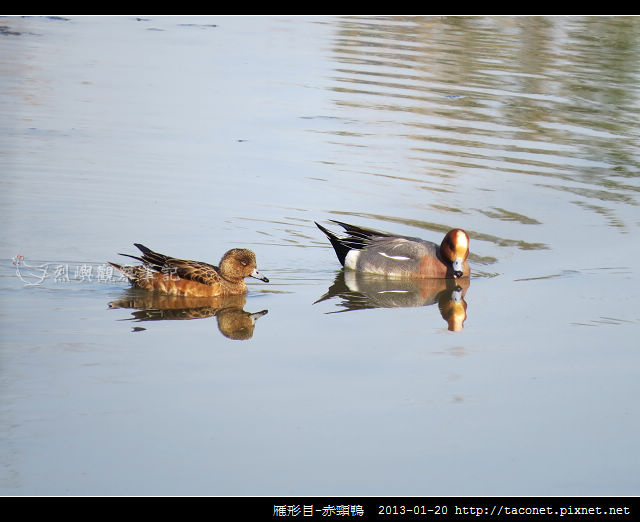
xmin=378 ymin=252 xmax=411 ymax=261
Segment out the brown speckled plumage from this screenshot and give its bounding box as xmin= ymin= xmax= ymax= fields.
xmin=109 ymin=244 xmax=268 ymax=297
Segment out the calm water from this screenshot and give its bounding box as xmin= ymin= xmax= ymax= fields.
xmin=1 ymin=15 xmax=639 ymax=496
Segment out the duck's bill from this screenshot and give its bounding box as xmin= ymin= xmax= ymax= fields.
xmin=249 ymin=310 xmax=269 ymax=323
xmin=452 ymin=259 xmax=464 ymax=278
xmin=251 ymin=269 xmax=269 ymax=283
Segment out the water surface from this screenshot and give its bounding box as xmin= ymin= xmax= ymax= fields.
xmin=1 ymin=15 xmax=639 ymax=496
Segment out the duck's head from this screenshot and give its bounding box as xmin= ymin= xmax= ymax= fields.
xmin=440 ymin=229 xmax=469 ymax=278
xmin=220 ymin=249 xmax=269 ymax=283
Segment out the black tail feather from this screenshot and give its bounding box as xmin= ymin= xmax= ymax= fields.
xmin=133 ymin=243 xmax=153 ymax=255
xmin=132 ymin=243 xmax=170 ymax=271
xmin=107 ymin=261 xmax=134 ymax=281
xmin=315 ymin=222 xmax=353 ymax=266
xmin=113 ymin=244 xmax=168 ymax=273
xmin=329 ymin=220 xmax=390 ymax=240
xmin=315 ymin=221 xmax=380 ymax=266
xmin=117 ymin=252 xmax=145 ymax=263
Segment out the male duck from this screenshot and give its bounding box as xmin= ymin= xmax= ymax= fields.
xmin=109 ymin=244 xmax=269 ymax=297
xmin=315 ymin=220 xmax=470 ymax=279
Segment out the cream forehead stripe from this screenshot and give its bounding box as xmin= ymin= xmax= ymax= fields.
xmin=454 ymin=230 xmax=468 ymax=249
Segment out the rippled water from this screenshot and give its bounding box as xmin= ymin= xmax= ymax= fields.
xmin=1 ymin=15 xmax=639 ymax=496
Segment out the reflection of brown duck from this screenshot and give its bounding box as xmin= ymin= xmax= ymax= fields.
xmin=316 ymin=271 xmax=469 ymax=331
xmin=108 ymin=292 xmax=268 ymax=340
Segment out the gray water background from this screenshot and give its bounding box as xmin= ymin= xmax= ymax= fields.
xmin=1 ymin=15 xmax=639 ymax=496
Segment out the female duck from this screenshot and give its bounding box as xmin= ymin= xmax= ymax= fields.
xmin=109 ymin=244 xmax=268 ymax=297
xmin=315 ymin=220 xmax=470 ymax=279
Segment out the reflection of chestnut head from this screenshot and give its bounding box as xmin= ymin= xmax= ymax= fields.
xmin=438 ymin=284 xmax=468 ymax=332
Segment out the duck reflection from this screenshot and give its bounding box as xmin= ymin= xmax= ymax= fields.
xmin=108 ymin=291 xmax=268 ymax=340
xmin=316 ymin=271 xmax=469 ymax=331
